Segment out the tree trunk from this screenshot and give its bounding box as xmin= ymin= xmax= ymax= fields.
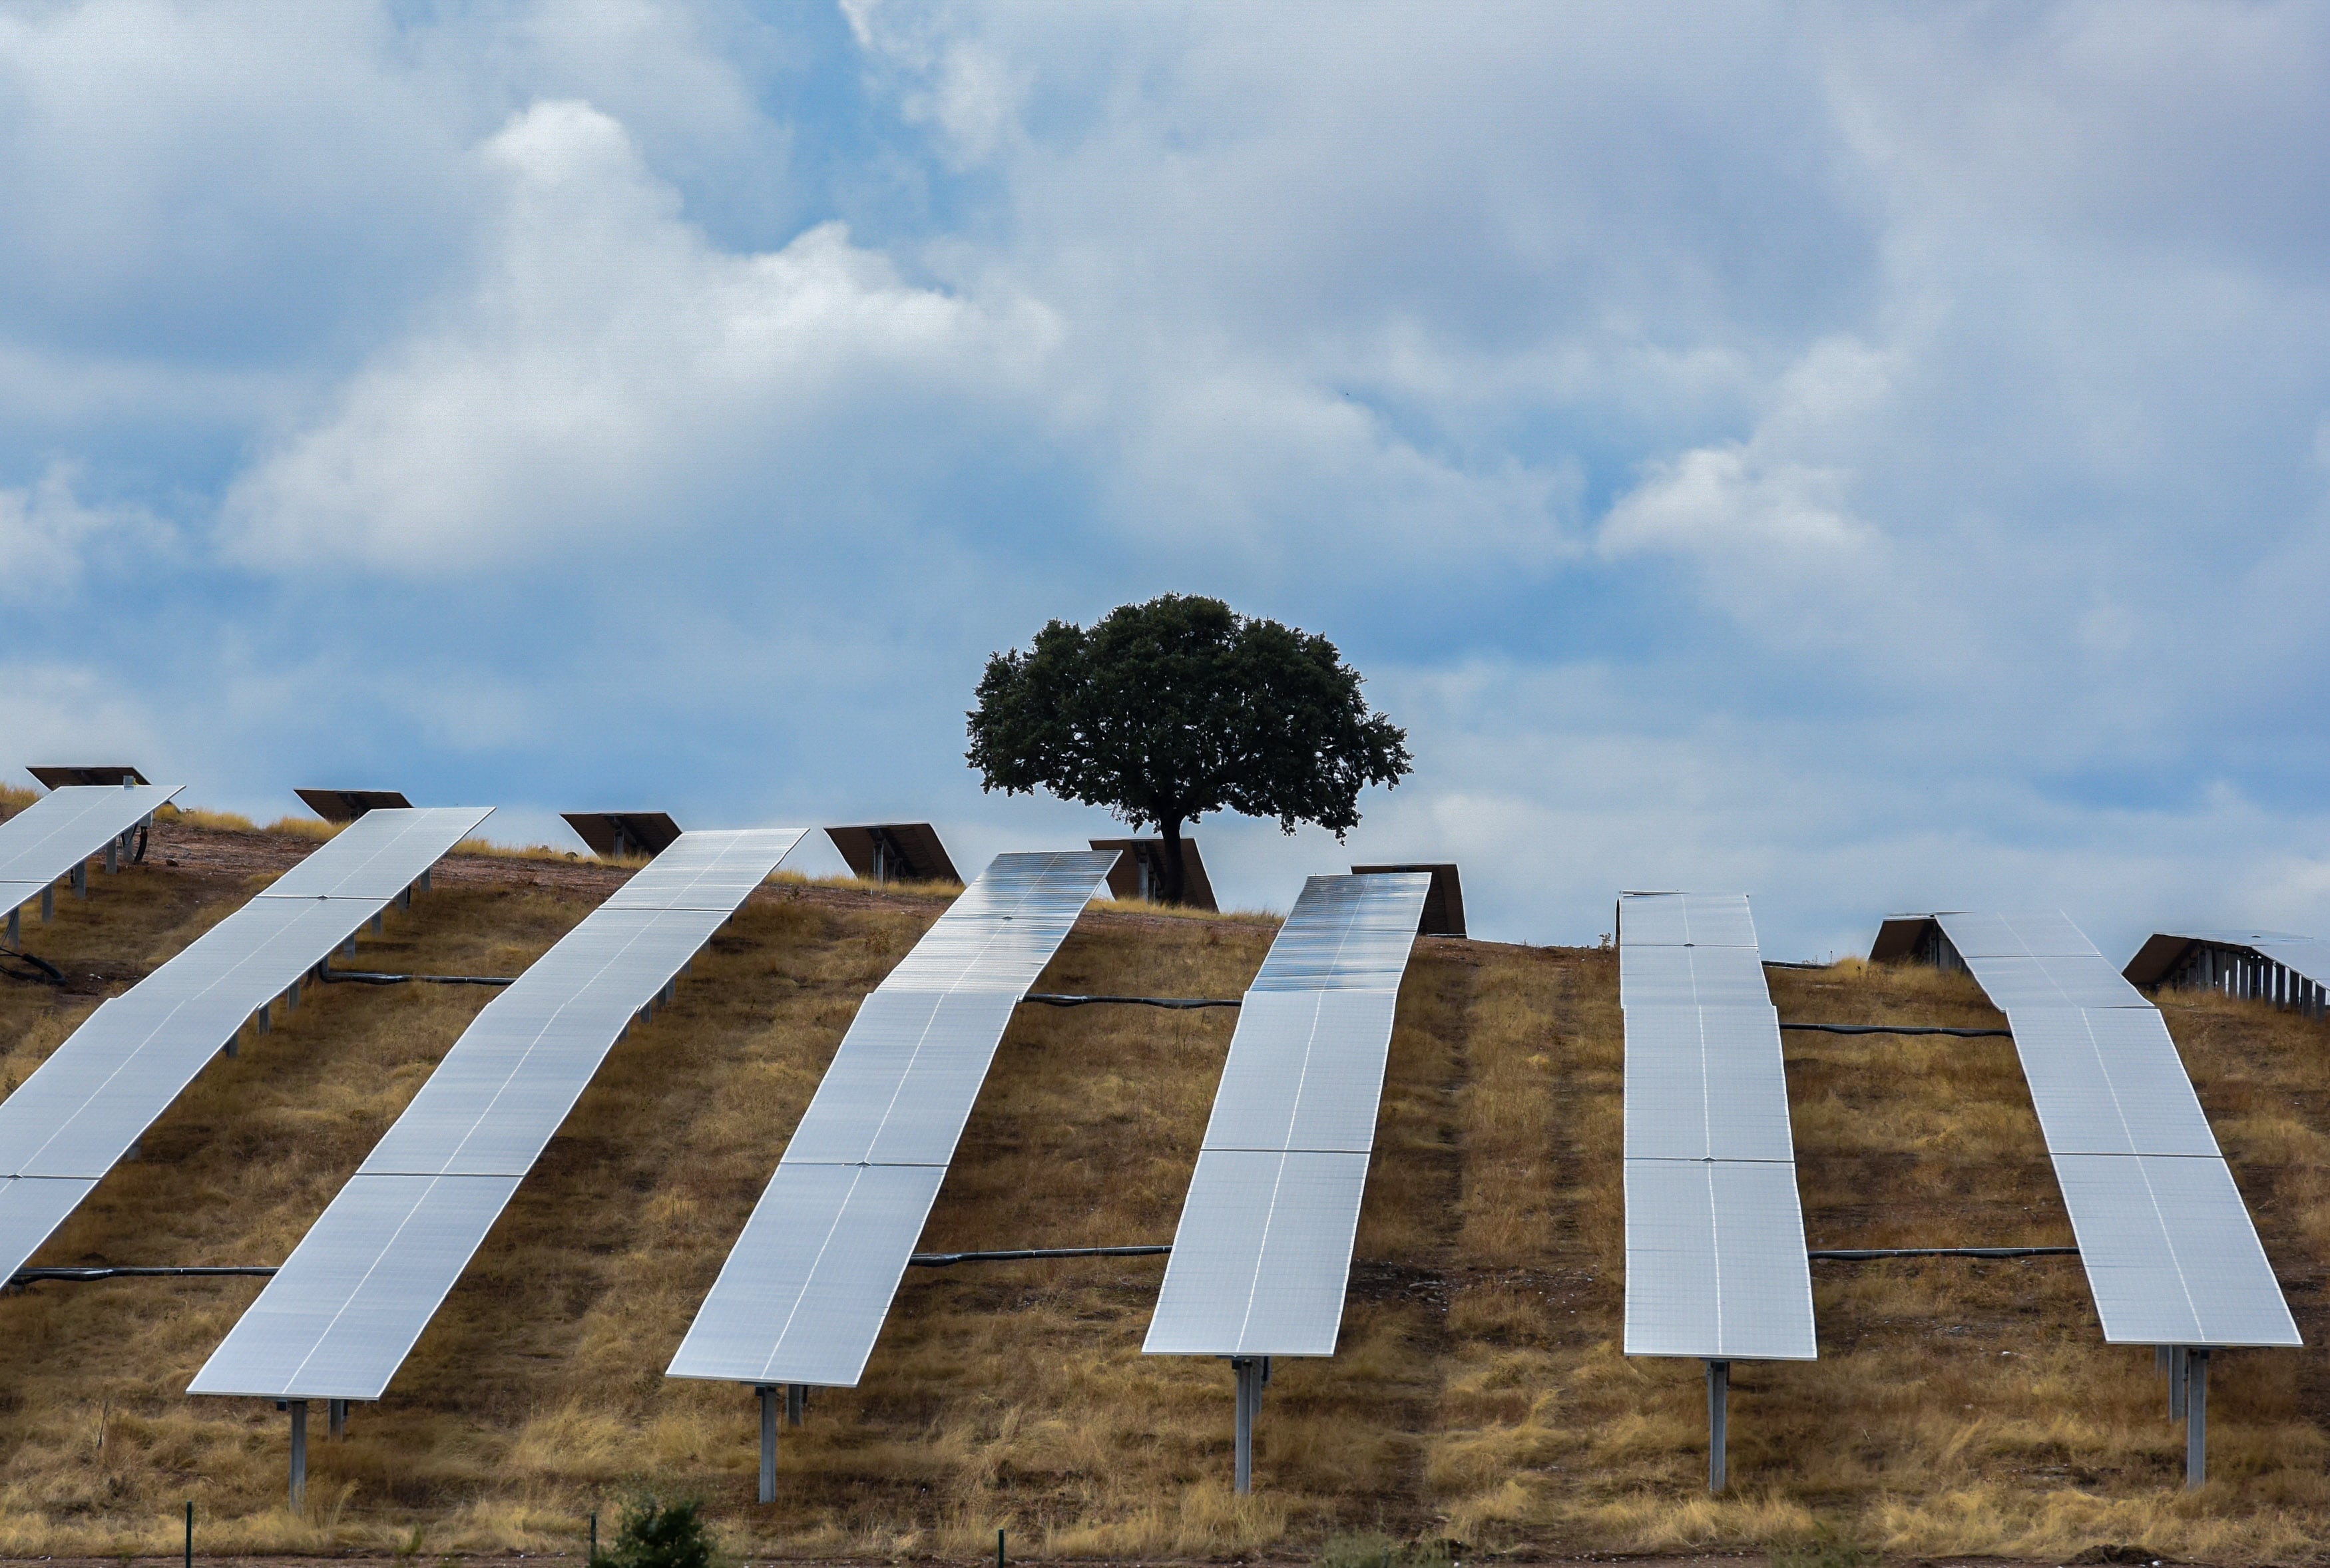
xmin=1159 ymin=817 xmax=1189 ymax=906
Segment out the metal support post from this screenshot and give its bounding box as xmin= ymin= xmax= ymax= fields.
xmin=1231 ymin=1356 xmax=1263 ymax=1494
xmin=2186 ymin=1349 xmax=2209 ymax=1489
xmin=786 ymin=1383 xmax=805 ymax=1426
xmin=756 ymin=1384 xmax=778 ymax=1503
xmin=2170 ymin=1346 xmax=2188 ymax=1420
xmin=329 ymin=1398 xmax=347 ymax=1440
xmin=419 ymin=869 xmax=431 ymax=894
xmin=370 ymin=911 xmax=383 ymax=936
xmin=6 ymin=905 xmax=16 ymax=944
xmin=344 ymin=935 xmax=358 ymax=959
xmin=41 ymin=886 xmax=53 ymax=922
xmin=288 ymin=1399 xmax=308 ymax=1511
xmin=106 ymin=841 xmax=118 ymax=874
xmin=288 ymin=976 xmax=300 ymax=1011
xmin=1707 ymin=1360 xmax=1730 ymax=1493
xmin=73 ymin=862 xmax=87 ymax=898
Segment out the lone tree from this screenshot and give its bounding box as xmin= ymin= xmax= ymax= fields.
xmin=965 ymin=594 xmax=1413 ymax=904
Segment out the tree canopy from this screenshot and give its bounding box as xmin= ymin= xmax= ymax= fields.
xmin=965 ymin=594 xmax=1412 ymax=904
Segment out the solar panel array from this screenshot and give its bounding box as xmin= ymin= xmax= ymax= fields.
xmin=0 ymin=783 xmax=182 ymax=914
xmin=1619 ymin=892 xmax=1816 ymax=1362
xmin=1930 ymin=911 xmax=2299 ymax=1348
xmin=190 ymin=829 xmax=808 ymax=1400
xmin=0 ymin=807 xmax=490 ymax=1283
xmin=666 ymin=849 xmax=1119 ymax=1388
xmin=1142 ymin=871 xmax=1432 ymax=1358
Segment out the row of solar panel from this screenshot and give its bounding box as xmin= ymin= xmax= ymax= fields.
xmin=1620 ymin=898 xmax=2307 ymax=1377
xmin=0 ymin=792 xmax=1437 ymax=1423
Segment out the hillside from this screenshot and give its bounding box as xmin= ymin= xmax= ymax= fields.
xmin=0 ymin=808 xmax=2327 ymax=1562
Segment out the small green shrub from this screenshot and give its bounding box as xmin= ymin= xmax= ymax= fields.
xmin=1771 ymin=1526 xmax=1879 ymax=1568
xmin=1319 ymin=1532 xmax=1455 ymax=1568
xmin=591 ymin=1493 xmax=727 ymax=1568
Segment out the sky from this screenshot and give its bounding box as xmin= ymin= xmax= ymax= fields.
xmin=3 ymin=0 xmax=2327 ymax=960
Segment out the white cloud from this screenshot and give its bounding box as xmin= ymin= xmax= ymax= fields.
xmin=223 ymin=98 xmax=1060 ymax=572
xmin=0 ymin=464 xmax=170 ymax=600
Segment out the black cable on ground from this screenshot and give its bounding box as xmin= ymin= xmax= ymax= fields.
xmin=0 ymin=947 xmax=64 ymax=986
xmin=1780 ymin=1022 xmax=2012 ymax=1038
xmin=907 ymin=1245 xmax=1172 ymax=1267
xmin=1809 ymin=1247 xmax=2078 ymax=1261
xmin=1022 ymin=994 xmax=1240 ymax=1010
xmin=11 ymin=1265 xmax=279 ymax=1285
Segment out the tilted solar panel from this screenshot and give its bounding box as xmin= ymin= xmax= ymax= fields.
xmin=666 ymin=851 xmax=1120 ymax=1388
xmin=189 ymin=829 xmax=806 ymax=1400
xmin=1620 ymin=892 xmax=1816 ymax=1363
xmin=0 ymin=783 xmax=181 ymax=913
xmin=0 ymin=807 xmax=490 ymax=1282
xmin=1142 ymin=872 xmax=1432 ymax=1358
xmin=1930 ymin=911 xmax=2298 ymax=1348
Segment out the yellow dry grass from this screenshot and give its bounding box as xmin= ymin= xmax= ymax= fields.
xmin=1 ymin=846 xmax=2327 ymax=1563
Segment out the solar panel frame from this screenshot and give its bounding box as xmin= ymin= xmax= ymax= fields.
xmin=184 ymin=1173 xmax=525 ymax=1398
xmin=1142 ymin=872 xmax=1432 ymax=1360
xmin=1615 ymin=892 xmax=1759 ymax=949
xmin=0 ymin=784 xmax=180 ymax=888
xmin=189 ymin=827 xmax=805 ymax=1400
xmin=2008 ymin=1008 xmax=2220 ymax=1157
xmin=1618 ymin=891 xmax=1817 ymax=1364
xmin=1622 ymin=1157 xmax=1815 ymax=1358
xmin=1140 ymin=1148 xmax=1372 ymax=1356
xmin=1931 ymin=910 xmax=2299 ymax=1348
xmin=0 ymin=807 xmax=491 ymax=1279
xmin=666 ymin=849 xmax=1122 ymax=1388
xmin=2052 ymin=1154 xmax=2301 ymax=1346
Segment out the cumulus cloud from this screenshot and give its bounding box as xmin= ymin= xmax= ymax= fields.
xmin=0 ymin=465 xmax=170 ymax=600
xmin=223 ymin=98 xmax=1059 ymax=572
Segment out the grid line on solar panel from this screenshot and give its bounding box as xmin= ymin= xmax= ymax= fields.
xmin=666 ymin=851 xmax=1122 ymax=1388
xmin=189 ymin=827 xmax=806 ymax=1400
xmin=0 ymin=784 xmax=180 ymax=887
xmin=0 ymin=807 xmax=491 ymax=1282
xmin=1142 ymin=873 xmax=1431 ymax=1360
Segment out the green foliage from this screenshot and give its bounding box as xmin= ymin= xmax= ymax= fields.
xmin=590 ymin=1493 xmax=727 ymax=1568
xmin=1770 ymin=1525 xmax=1880 ymax=1568
xmin=965 ymin=593 xmax=1412 ymax=903
xmin=1317 ymin=1532 xmax=1455 ymax=1568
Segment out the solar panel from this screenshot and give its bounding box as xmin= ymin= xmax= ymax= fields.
xmin=666 ymin=849 xmax=1120 ymax=1388
xmin=188 ymin=828 xmax=806 ymax=1400
xmin=2124 ymin=930 xmax=2330 ymax=1002
xmin=827 ymin=823 xmax=961 ymax=886
xmin=0 ymin=783 xmax=181 ymax=916
xmin=1090 ymin=837 xmax=1219 ymax=910
xmin=561 ymin=812 xmax=684 ymax=859
xmin=1349 ymin=863 xmax=1465 ymax=937
xmin=1618 ymin=892 xmax=1816 ymax=1364
xmin=0 ymin=807 xmax=490 ymax=1282
xmin=1142 ymin=872 xmax=1432 ymax=1358
xmin=1927 ymin=911 xmax=2299 ymax=1348
xmin=294 ymin=789 xmax=413 ymax=823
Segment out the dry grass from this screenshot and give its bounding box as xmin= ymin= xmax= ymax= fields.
xmin=1 ymin=847 xmax=2328 ymax=1563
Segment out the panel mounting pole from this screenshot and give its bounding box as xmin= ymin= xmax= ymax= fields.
xmin=1232 ymin=1356 xmax=1266 ymax=1494
xmin=756 ymin=1384 xmax=778 ymax=1503
xmin=2186 ymin=1349 xmax=2210 ymax=1489
xmin=2169 ymin=1345 xmax=2188 ymax=1420
xmin=1706 ymin=1360 xmax=1730 ymax=1493
xmin=329 ymin=1398 xmax=347 ymax=1440
xmin=288 ymin=1399 xmax=308 ymax=1512
xmin=786 ymin=1383 xmax=805 ymax=1426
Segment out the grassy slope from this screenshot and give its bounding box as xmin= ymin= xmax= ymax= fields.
xmin=1 ymin=819 xmax=2327 ymax=1561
